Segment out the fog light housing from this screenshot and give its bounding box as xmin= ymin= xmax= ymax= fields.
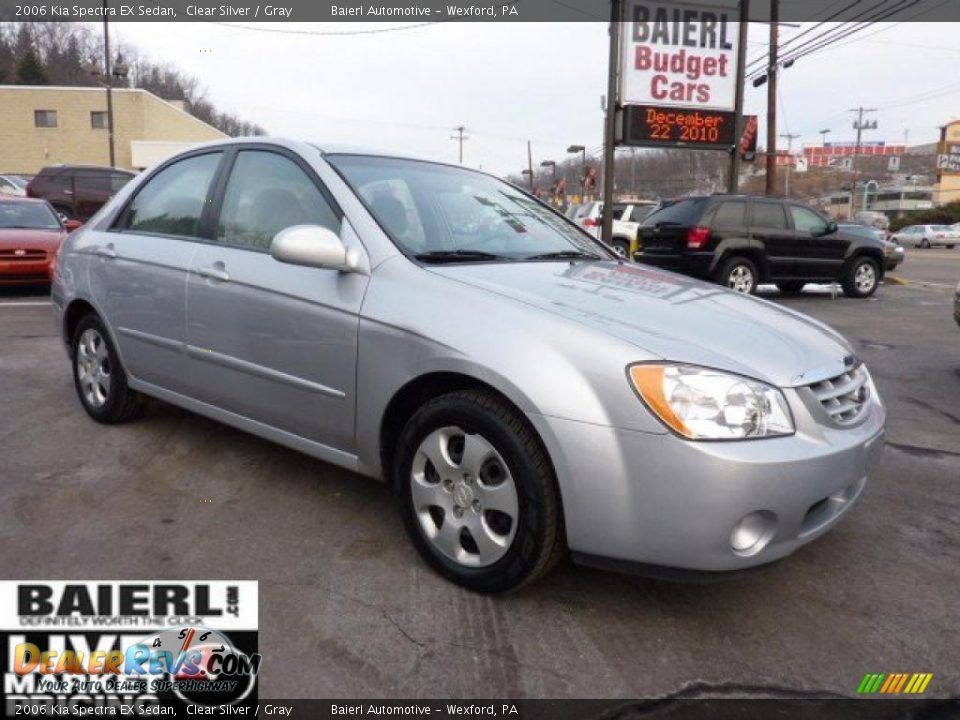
xmin=730 ymin=510 xmax=777 ymax=556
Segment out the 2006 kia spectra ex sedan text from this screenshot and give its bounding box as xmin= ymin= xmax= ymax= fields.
xmin=51 ymin=138 xmax=885 ymax=592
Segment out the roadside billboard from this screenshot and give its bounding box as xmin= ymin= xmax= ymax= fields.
xmin=620 ymin=0 xmax=740 ymax=112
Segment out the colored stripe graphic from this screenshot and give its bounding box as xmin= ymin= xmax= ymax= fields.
xmin=858 ymin=672 xmax=932 ymax=695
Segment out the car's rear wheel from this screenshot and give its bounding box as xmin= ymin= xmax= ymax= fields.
xmin=72 ymin=314 xmax=145 ymax=423
xmin=395 ymin=388 xmax=564 ymax=593
xmin=841 ymin=256 xmax=880 ymax=298
xmin=720 ymin=257 xmax=759 ymax=294
xmin=776 ymin=281 xmax=806 ymax=294
xmin=947 ymin=245 xmax=955 ymax=249
xmin=611 ymin=238 xmax=631 ymax=260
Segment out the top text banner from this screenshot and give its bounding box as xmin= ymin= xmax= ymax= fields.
xmin=3 ymin=0 xmax=960 ymax=22
xmin=620 ymin=0 xmax=739 ymax=111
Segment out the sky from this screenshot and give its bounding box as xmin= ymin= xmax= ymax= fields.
xmin=107 ymin=20 xmax=960 ymax=176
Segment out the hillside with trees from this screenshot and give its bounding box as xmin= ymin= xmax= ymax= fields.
xmin=0 ymin=21 xmax=265 ymax=137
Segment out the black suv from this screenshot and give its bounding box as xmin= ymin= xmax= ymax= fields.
xmin=27 ymin=165 xmax=135 ymax=222
xmin=636 ymin=194 xmax=886 ymax=298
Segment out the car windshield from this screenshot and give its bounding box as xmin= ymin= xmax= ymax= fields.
xmin=327 ymin=155 xmax=609 ymax=262
xmin=0 ymin=201 xmax=60 ymax=230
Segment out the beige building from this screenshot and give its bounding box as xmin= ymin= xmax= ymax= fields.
xmin=934 ymin=119 xmax=960 ymax=206
xmin=0 ymin=85 xmax=227 ymax=173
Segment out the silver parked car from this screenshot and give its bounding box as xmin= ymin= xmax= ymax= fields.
xmin=52 ymin=139 xmax=885 ymax=592
xmin=889 ymin=224 xmax=959 ymax=249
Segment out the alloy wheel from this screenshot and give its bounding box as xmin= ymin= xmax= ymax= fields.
xmin=854 ymin=262 xmax=877 ymax=294
xmin=76 ymin=328 xmax=111 ymax=408
xmin=410 ymin=426 xmax=519 ymax=567
xmin=727 ymin=265 xmax=755 ymax=293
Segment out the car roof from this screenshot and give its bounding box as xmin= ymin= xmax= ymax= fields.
xmin=38 ymin=165 xmax=135 ymax=174
xmin=0 ymin=194 xmax=46 ymax=204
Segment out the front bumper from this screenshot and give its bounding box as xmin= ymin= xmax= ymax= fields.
xmin=0 ymin=258 xmax=53 ymax=284
xmin=528 ymin=390 xmax=885 ymax=573
xmin=634 ymin=251 xmax=714 ymax=279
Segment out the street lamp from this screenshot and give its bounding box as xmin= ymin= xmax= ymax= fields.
xmin=567 ymin=145 xmax=586 ymax=202
xmin=99 ymin=0 xmax=129 ymax=168
xmin=540 ymin=160 xmax=557 ymax=205
xmin=521 ymin=169 xmax=534 ymax=193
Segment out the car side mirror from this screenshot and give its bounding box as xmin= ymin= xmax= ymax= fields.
xmin=270 ymin=224 xmax=359 ymax=272
xmin=64 ymin=219 xmax=83 ymax=231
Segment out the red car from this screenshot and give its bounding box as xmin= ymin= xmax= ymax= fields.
xmin=0 ymin=196 xmax=80 ymax=285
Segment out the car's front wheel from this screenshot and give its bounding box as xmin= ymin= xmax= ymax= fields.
xmin=841 ymin=256 xmax=880 ymax=298
xmin=72 ymin=314 xmax=146 ymax=423
xmin=919 ymin=238 xmax=931 ymax=248
xmin=395 ymin=389 xmax=564 ymax=592
xmin=611 ymin=238 xmax=631 ymax=259
xmin=720 ymin=256 xmax=759 ymax=294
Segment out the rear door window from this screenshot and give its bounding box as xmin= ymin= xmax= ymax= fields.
xmin=751 ymin=202 xmax=788 ymax=230
xmin=121 ymin=152 xmax=222 ymax=239
xmin=708 ymin=201 xmax=746 ymax=227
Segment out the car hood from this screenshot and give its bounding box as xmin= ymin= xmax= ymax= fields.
xmin=428 ymin=260 xmax=855 ymax=388
xmin=0 ymin=228 xmax=63 ymax=250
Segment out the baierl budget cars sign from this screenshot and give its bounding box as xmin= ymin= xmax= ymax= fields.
xmin=620 ymin=1 xmax=740 ymax=111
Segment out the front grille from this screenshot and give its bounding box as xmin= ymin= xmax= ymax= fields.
xmin=0 ymin=249 xmax=46 ymax=262
xmin=807 ymin=365 xmax=870 ymax=425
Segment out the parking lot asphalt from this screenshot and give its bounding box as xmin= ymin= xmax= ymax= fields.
xmin=2 ymin=247 xmax=958 ymax=700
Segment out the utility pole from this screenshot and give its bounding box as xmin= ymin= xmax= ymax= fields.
xmin=450 ymin=125 xmax=468 ymax=164
xmin=848 ymin=106 xmax=877 ymax=219
xmin=779 ymin=132 xmax=800 ymax=198
xmin=102 ymin=0 xmax=115 ymax=168
xmin=600 ymin=0 xmax=621 ymax=246
xmin=727 ymin=0 xmax=750 ymax=193
xmin=764 ymin=0 xmax=778 ymax=196
xmin=527 ymin=140 xmax=534 ymax=192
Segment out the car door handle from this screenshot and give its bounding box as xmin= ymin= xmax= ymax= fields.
xmin=95 ymin=244 xmax=116 ymax=259
xmin=195 ymin=265 xmax=230 ymax=282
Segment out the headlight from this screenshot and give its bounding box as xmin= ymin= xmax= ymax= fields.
xmin=628 ymin=364 xmax=795 ymax=440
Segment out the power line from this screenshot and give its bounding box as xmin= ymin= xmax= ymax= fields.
xmin=747 ymin=0 xmax=928 ymax=79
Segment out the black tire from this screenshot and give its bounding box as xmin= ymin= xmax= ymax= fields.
xmin=776 ymin=281 xmax=806 ymax=294
xmin=841 ymin=256 xmax=880 ymax=299
xmin=394 ymin=388 xmax=565 ymax=593
xmin=719 ymin=256 xmax=759 ymax=294
xmin=611 ymin=238 xmax=631 ymax=260
xmin=71 ymin=314 xmax=146 ymax=423
xmin=947 ymin=245 xmax=955 ymax=249
xmin=920 ymin=238 xmax=930 ymax=249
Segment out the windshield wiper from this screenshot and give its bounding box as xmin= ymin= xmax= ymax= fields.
xmin=414 ymin=250 xmax=510 ymax=263
xmin=524 ymin=250 xmax=602 ymax=261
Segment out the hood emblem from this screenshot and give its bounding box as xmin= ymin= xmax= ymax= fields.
xmin=14 ymin=249 xmax=26 ymax=256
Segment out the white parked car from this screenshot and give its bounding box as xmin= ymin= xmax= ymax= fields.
xmin=890 ymin=224 xmax=959 ymax=249
xmin=570 ymin=201 xmax=657 ymax=259
xmin=0 ymin=174 xmax=28 ymax=197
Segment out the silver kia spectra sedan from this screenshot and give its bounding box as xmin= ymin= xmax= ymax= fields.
xmin=52 ymin=138 xmax=885 ymax=592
